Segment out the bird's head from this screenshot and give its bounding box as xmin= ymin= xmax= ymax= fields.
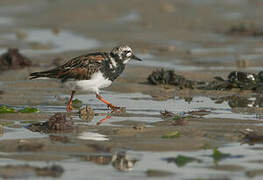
xmin=110 ymin=45 xmax=142 ymax=64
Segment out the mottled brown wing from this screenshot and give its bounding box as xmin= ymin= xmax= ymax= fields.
xmin=57 ymin=53 xmax=107 ymax=82
xmin=29 ymin=52 xmax=108 ymax=82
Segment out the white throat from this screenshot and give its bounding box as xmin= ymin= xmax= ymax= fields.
xmin=123 ymin=58 xmax=131 ymax=64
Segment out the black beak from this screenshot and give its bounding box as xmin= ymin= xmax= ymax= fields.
xmin=132 ymin=55 xmax=143 ymax=61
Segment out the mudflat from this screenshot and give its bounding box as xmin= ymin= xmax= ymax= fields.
xmin=1 ymin=0 xmax=263 ymax=179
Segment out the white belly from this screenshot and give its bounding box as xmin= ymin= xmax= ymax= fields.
xmin=63 ymin=72 xmax=112 ymax=93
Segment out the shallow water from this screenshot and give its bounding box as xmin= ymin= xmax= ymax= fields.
xmin=1 ymin=143 xmax=263 ymax=179
xmin=7 ymin=92 xmax=261 ymax=126
xmin=74 ymin=93 xmax=261 ymax=122
xmin=0 ymin=127 xmax=47 ymax=140
xmin=0 ymin=91 xmax=255 ymax=132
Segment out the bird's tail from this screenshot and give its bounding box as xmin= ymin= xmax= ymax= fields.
xmin=28 ymin=70 xmax=55 ymax=80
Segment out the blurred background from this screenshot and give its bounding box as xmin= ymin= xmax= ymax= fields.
xmin=1 ymin=0 xmax=263 ymax=73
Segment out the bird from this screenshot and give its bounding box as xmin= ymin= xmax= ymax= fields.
xmin=29 ymin=45 xmax=142 ymax=112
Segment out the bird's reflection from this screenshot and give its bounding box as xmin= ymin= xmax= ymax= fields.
xmin=84 ymin=151 xmax=138 ymax=171
xmin=96 ymin=114 xmax=112 ymax=126
xmin=111 ymin=151 xmax=137 ymax=171
xmin=96 ymin=108 xmax=124 ymax=126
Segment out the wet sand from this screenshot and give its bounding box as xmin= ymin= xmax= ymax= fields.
xmin=1 ymin=0 xmax=263 ymax=179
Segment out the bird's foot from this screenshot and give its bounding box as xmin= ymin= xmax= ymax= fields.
xmin=107 ymin=104 xmax=120 ymax=112
xmin=108 ymin=104 xmax=127 ymax=113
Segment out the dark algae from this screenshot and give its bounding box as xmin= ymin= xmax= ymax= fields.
xmin=148 ymin=69 xmax=263 ymax=91
xmin=148 ymin=69 xmax=197 ymax=88
xmin=163 ymin=155 xmax=202 ymax=167
xmin=0 ymin=48 xmax=32 ymax=71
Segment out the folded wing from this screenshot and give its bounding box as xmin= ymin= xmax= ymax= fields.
xmin=29 ymin=53 xmax=108 ymax=82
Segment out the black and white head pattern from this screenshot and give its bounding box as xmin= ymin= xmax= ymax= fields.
xmin=111 ymin=45 xmax=133 ymax=64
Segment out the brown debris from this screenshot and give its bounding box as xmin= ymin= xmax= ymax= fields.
xmin=79 ymin=105 xmax=95 ymax=121
xmin=133 ymin=123 xmax=145 ymax=130
xmin=84 ymin=154 xmax=112 ymax=165
xmin=0 ymin=48 xmax=32 ymax=71
xmin=28 ymin=113 xmax=73 ymax=133
xmin=227 ymin=24 xmax=263 ymax=37
xmin=240 ymin=130 xmax=263 ymax=145
xmin=48 ymin=113 xmax=73 ymax=131
xmin=49 ymin=135 xmax=69 ymax=143
xmin=160 ymin=110 xmax=186 ymax=126
xmin=160 ymin=110 xmax=176 ymax=119
xmin=0 ymin=164 xmax=64 ymax=178
xmin=52 ymin=28 xmax=61 ymax=35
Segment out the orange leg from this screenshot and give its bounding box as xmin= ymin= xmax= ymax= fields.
xmin=96 ymin=93 xmax=120 ymax=111
xmin=66 ymin=91 xmax=75 ymax=112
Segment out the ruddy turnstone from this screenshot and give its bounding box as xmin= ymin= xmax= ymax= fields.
xmin=29 ymin=45 xmax=142 ymax=112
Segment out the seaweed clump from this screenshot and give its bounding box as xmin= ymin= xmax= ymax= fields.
xmin=226 ymin=24 xmax=263 ymax=37
xmin=28 ymin=113 xmax=73 ymax=133
xmin=163 ymin=155 xmax=202 ymax=167
xmin=209 ymin=71 xmax=263 ymax=91
xmin=240 ymin=129 xmax=263 ymax=145
xmin=148 ymin=69 xmax=263 ymax=91
xmin=148 ymin=69 xmax=197 ymax=89
xmin=79 ymin=105 xmax=95 ymax=122
xmin=0 ymin=48 xmax=32 ymax=71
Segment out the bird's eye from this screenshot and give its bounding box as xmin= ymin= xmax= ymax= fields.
xmin=126 ymin=52 xmax=132 ymax=57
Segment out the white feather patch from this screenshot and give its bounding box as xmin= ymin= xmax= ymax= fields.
xmin=63 ymin=72 xmax=112 ymax=93
xmin=123 ymin=59 xmax=130 ymax=64
xmin=110 ymin=57 xmax=117 ymax=67
xmin=126 ymin=52 xmax=132 ymax=57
